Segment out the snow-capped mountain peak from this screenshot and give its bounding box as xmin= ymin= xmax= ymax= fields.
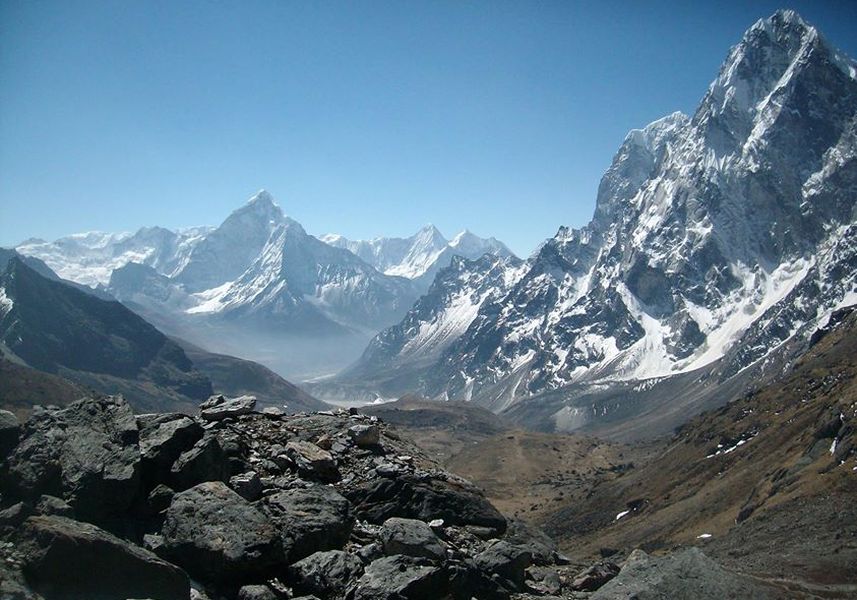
xmin=322 ymin=11 xmax=857 ymax=432
xmin=321 ymin=225 xmax=516 ymax=288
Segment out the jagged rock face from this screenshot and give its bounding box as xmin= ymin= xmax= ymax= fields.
xmin=347 ymin=254 xmax=524 ymax=377
xmin=348 ymin=11 xmax=857 ymax=423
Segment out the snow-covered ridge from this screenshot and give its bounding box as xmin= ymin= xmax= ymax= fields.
xmin=322 ymin=225 xmax=515 ymax=284
xmin=336 ymin=10 xmax=857 ymax=418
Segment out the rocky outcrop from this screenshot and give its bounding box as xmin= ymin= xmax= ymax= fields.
xmin=199 ymin=394 xmax=257 ymax=421
xmin=2 ymin=396 xmax=140 ymax=525
xmin=590 ymin=548 xmax=777 ymax=599
xmin=379 ymin=517 xmax=447 ymax=560
xmin=0 ymin=392 xmax=774 ymax=599
xmin=0 ymin=394 xmax=562 ymax=599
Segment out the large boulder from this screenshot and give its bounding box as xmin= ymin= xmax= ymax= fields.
xmin=379 ymin=517 xmax=446 ymax=560
xmin=590 ymin=548 xmax=778 ymax=599
xmin=263 ymin=485 xmax=354 ymax=562
xmin=170 ymin=434 xmax=229 ymax=491
xmin=3 ymin=397 xmax=141 ymax=524
xmin=346 ymin=475 xmax=506 ymax=533
xmin=285 ymin=441 xmax=341 ymax=482
xmin=353 ymin=555 xmax=448 ymax=600
xmin=17 ymin=515 xmax=188 ymax=600
xmin=571 ymin=560 xmax=621 ymax=592
xmin=473 ymin=541 xmax=532 ymax=591
xmin=288 ymin=550 xmax=364 ymax=597
xmin=348 ymin=424 xmax=380 ymax=448
xmin=137 ymin=413 xmax=202 ymax=482
xmin=160 ymin=481 xmax=281 ymax=583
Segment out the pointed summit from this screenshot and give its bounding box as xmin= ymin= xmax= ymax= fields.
xmin=247 ymin=189 xmax=278 ymax=208
xmin=174 ymin=190 xmax=289 ymax=291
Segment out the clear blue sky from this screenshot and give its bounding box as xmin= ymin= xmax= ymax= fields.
xmin=1 ymin=1 xmax=855 ymax=256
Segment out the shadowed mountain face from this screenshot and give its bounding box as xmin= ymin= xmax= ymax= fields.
xmin=0 ymin=256 xmax=212 ymax=412
xmin=0 ymin=254 xmax=325 ymax=415
xmin=177 ymin=340 xmax=331 ymax=414
xmin=319 ymin=11 xmax=857 ymax=438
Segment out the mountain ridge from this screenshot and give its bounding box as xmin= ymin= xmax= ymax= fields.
xmin=316 ymin=10 xmax=857 ymax=436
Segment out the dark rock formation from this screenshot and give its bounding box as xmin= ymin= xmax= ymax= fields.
xmin=160 ymin=481 xmax=282 ymax=583
xmin=18 ymin=515 xmax=189 ymax=600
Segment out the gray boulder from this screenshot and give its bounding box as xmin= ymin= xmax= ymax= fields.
xmin=137 ymin=413 xmax=203 ymax=480
xmin=263 ymin=484 xmax=354 ymax=562
xmin=170 ymin=434 xmax=228 ymax=491
xmin=353 ymin=555 xmax=448 ymax=600
xmin=161 ymin=481 xmax=281 ymax=583
xmin=199 ymin=394 xmax=256 ymax=421
xmin=229 ymin=470 xmax=263 ymax=501
xmin=348 ymin=424 xmax=381 ymax=448
xmin=379 ymin=517 xmax=446 ymax=560
xmin=591 ymin=547 xmax=778 ymax=599
xmin=236 ymin=584 xmax=278 ymax=600
xmin=18 ymin=515 xmax=188 ymax=600
xmin=285 ymin=440 xmax=341 ymax=482
xmin=3 ymin=396 xmax=140 ymax=524
xmin=571 ymin=560 xmax=621 ymax=592
xmin=473 ymin=541 xmax=532 ymax=591
xmin=347 ymin=475 xmax=506 ymax=533
xmin=289 ymin=550 xmax=364 ymax=597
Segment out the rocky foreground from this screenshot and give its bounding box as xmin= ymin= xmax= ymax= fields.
xmin=1 ymin=395 xmax=778 ymax=599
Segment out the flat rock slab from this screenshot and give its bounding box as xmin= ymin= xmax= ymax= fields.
xmin=18 ymin=515 xmax=189 ymax=600
xmin=200 ymin=394 xmax=257 ymax=421
xmin=571 ymin=560 xmax=620 ymax=591
xmin=161 ymin=481 xmax=281 ymax=583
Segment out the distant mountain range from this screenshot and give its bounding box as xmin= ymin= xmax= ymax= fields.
xmin=314 ymin=10 xmax=857 ymax=437
xmin=17 ymin=191 xmax=515 ymax=378
xmin=321 ymin=225 xmax=513 ymax=288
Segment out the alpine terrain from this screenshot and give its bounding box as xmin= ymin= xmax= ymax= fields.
xmin=323 ymin=10 xmax=857 ymax=438
xmin=17 ymin=193 xmax=514 ymax=380
xmin=321 ymin=226 xmax=515 ymax=291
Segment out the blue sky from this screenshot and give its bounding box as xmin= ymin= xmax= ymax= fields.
xmin=1 ymin=1 xmax=856 ymax=257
